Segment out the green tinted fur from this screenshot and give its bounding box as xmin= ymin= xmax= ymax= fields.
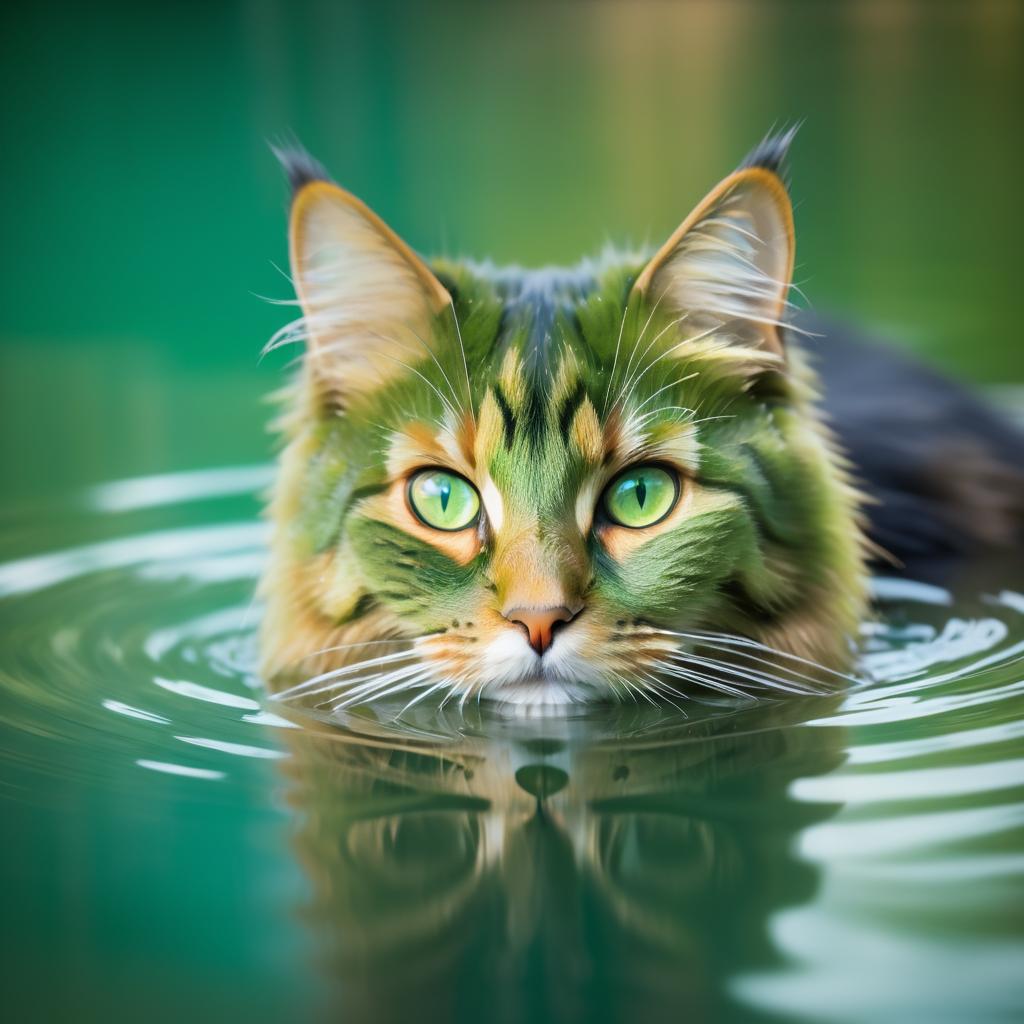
xmin=263 ymin=251 xmax=867 ymax=698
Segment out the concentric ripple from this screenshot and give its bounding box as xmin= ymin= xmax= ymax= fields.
xmin=0 ymin=468 xmax=282 ymax=800
xmin=0 ymin=466 xmax=1022 ymax=1021
xmin=1 ymin=468 xmax=1023 ymax=785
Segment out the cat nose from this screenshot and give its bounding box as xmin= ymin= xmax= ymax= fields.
xmin=504 ymin=606 xmax=577 ymax=656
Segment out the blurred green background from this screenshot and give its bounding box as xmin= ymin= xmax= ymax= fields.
xmin=2 ymin=0 xmax=1021 ymax=499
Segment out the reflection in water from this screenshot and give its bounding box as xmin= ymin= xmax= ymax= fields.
xmin=282 ymin=700 xmax=844 ymax=1023
xmin=1 ymin=470 xmax=1023 ymax=1021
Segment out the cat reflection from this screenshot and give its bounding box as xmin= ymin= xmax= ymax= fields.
xmin=280 ymin=702 xmax=843 ymax=1024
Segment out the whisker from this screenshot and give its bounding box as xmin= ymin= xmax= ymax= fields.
xmin=397 ymin=677 xmax=451 ymax=717
xmin=635 ymin=670 xmax=688 ymax=714
xmin=613 ymin=315 xmax=692 ymax=412
xmin=403 ymin=323 xmax=468 ymax=418
xmin=652 ymin=659 xmax=753 ymax=700
xmin=447 ymin=299 xmax=474 ymax=412
xmin=327 ymin=665 xmax=434 ymax=711
xmin=602 ymin=671 xmax=629 ymax=704
xmin=617 ymin=322 xmax=724 ymax=409
xmin=307 ymin=659 xmax=427 ymax=706
xmin=631 ymin=373 xmax=700 ymax=414
xmin=685 ymin=647 xmax=833 ymax=694
xmin=437 ymin=678 xmax=464 ymax=712
xmin=370 ymin=345 xmax=463 ymax=423
xmin=668 ymin=652 xmax=823 ymax=696
xmin=458 ymin=673 xmax=483 ymax=712
xmin=663 ymin=628 xmax=860 ymax=685
xmin=602 ymin=292 xmax=635 ymax=418
xmin=300 ymin=637 xmax=418 ymax=660
xmin=660 ymin=636 xmax=837 ymax=693
xmin=271 ymin=650 xmax=419 ymax=701
xmin=606 ymin=292 xmax=665 ymax=416
xmin=620 ymin=671 xmax=659 ymax=707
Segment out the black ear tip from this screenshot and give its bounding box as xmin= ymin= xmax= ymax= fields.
xmin=739 ymin=125 xmax=800 ymax=178
xmin=269 ymin=139 xmax=334 ymax=196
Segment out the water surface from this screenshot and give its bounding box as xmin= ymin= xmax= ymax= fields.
xmin=2 ymin=3 xmax=1023 ymax=1020
xmin=1 ymin=468 xmax=1022 ymax=1023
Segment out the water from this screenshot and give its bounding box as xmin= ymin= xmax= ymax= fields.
xmin=2 ymin=468 xmax=1023 ymax=1022
xmin=2 ymin=2 xmax=1023 ymax=1019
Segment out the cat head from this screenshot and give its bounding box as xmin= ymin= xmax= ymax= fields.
xmin=262 ymin=132 xmax=867 ymax=705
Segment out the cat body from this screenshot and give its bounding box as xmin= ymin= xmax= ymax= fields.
xmin=261 ymin=134 xmax=1021 ymax=707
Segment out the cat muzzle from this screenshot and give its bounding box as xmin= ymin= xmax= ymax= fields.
xmin=503 ymin=605 xmax=581 ymax=656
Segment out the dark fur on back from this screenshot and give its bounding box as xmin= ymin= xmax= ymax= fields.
xmin=800 ymin=314 xmax=1024 ymax=571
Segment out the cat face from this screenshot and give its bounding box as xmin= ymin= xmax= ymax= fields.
xmin=262 ymin=135 xmax=867 ymax=705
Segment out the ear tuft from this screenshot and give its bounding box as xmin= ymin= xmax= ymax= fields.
xmin=739 ymin=125 xmax=799 ymax=178
xmin=270 ymin=140 xmax=334 ymax=196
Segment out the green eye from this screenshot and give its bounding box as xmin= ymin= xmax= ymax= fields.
xmin=408 ymin=470 xmax=481 ymax=531
xmin=603 ymin=465 xmax=679 ymax=528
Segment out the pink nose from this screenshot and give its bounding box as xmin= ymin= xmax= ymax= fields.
xmin=504 ymin=606 xmax=576 ymax=656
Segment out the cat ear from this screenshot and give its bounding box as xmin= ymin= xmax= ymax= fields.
xmin=631 ymin=156 xmax=794 ymax=357
xmin=282 ymin=152 xmax=451 ymax=402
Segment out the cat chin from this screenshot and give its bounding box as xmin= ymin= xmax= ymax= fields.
xmin=474 ymin=630 xmax=610 ymax=706
xmin=480 ymin=675 xmax=605 ymax=708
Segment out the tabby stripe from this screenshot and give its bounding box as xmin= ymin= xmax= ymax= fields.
xmin=491 ymin=383 xmax=516 ymax=448
xmin=557 ymin=380 xmax=587 ymax=438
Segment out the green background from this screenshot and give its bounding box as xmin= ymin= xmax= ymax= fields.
xmin=2 ymin=0 xmax=1022 ymax=498
xmin=1 ymin=5 xmax=1022 ymax=1021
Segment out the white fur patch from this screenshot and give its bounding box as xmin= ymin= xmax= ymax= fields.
xmin=574 ymin=474 xmax=601 ymax=535
xmin=480 ymin=629 xmax=538 ymax=683
xmin=480 ymin=477 xmax=505 ymax=533
xmin=475 ymin=622 xmax=610 ymax=705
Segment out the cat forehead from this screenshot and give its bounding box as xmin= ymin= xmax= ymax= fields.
xmin=376 ymin=262 xmax=621 ymax=466
xmin=375 ymin=257 xmax=770 ymax=484
xmin=442 ymin=258 xmax=619 ymax=365
xmin=478 ymin=356 xmax=602 ymax=463
xmin=385 ymin=345 xmax=700 ymax=494
xmin=459 ymin=261 xmax=602 ymax=315
xmin=385 ymin=352 xmax=606 ymax=475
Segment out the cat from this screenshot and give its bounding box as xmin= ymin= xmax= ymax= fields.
xmin=260 ymin=130 xmax=1023 ymax=708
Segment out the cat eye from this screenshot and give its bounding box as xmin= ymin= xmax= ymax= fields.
xmin=602 ymin=464 xmax=679 ymax=529
xmin=407 ymin=469 xmax=481 ymax=532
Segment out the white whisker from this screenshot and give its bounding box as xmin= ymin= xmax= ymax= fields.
xmin=631 ymin=373 xmax=700 ymax=414
xmin=371 ymin=345 xmax=463 ymax=423
xmin=652 ymin=659 xmax=753 ymax=700
xmin=602 ymin=292 xmax=634 ymax=418
xmin=607 ymin=292 xmax=661 ymax=415
xmin=661 ymin=628 xmax=860 ymax=684
xmin=667 ymin=652 xmax=822 ymax=696
xmin=327 ymin=665 xmax=434 ymax=710
xmin=397 ymin=677 xmax=452 ymax=717
xmin=612 ymin=314 xmax=691 ymax=412
xmin=448 ymin=299 xmax=474 ymax=412
xmin=300 ymin=637 xmax=418 ymax=660
xmin=271 ymin=649 xmax=418 ymax=701
xmin=617 ymin=322 xmax=724 ymax=409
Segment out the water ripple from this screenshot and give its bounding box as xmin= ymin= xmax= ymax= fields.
xmin=0 ymin=466 xmax=1022 ymax=1023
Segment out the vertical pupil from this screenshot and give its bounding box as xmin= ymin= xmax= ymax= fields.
xmin=635 ymin=476 xmax=647 ymax=509
xmin=439 ymin=477 xmax=451 ymax=512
